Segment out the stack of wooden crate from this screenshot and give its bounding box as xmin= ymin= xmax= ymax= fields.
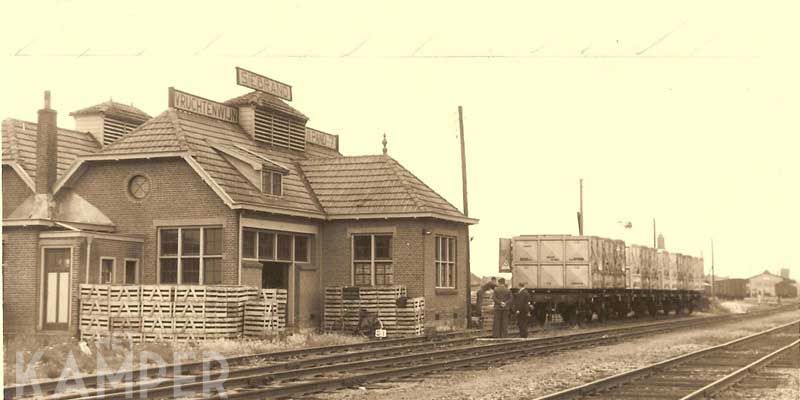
xmin=173 ymin=286 xmax=250 ymax=341
xmin=480 ymin=293 xmax=494 ymax=331
xmin=108 ymin=285 xmax=142 ymax=341
xmin=323 ymin=286 xmax=424 ymax=336
xmin=79 ymin=284 xmax=110 ymax=341
xmin=141 ymin=285 xmax=174 ymax=342
xmin=322 ymin=287 xmax=344 ymax=332
xmin=244 ymin=289 xmax=288 ymax=337
xmin=396 ymin=297 xmax=425 ymax=335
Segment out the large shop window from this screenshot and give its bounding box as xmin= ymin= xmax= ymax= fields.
xmin=241 ymin=229 xmax=310 ymax=262
xmin=352 ymin=234 xmax=393 ymax=286
xmin=435 ymin=236 xmax=457 ymax=288
xmin=159 ymin=227 xmax=223 ymax=284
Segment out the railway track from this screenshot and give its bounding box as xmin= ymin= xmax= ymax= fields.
xmin=7 ymin=304 xmax=796 ymax=400
xmin=14 ymin=306 xmax=792 ymax=400
xmin=535 ymin=319 xmax=800 ymax=400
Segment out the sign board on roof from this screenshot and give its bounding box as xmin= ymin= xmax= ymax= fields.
xmin=236 ymin=67 xmax=293 ymax=101
xmin=169 ymin=87 xmax=239 ymax=124
xmin=305 ymin=127 xmax=338 ymax=150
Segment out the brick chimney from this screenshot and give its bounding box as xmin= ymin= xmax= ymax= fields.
xmin=36 ymin=91 xmax=58 ymax=194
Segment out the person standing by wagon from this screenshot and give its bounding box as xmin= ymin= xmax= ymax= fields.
xmin=492 ymin=278 xmax=513 ymax=338
xmin=513 ymin=282 xmax=531 ymax=338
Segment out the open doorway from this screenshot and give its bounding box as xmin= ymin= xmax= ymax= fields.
xmin=261 ymin=261 xmax=289 ymax=290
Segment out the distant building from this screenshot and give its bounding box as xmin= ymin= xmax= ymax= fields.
xmin=747 ymin=270 xmax=784 ymax=297
xmin=780 ymin=268 xmax=790 ymax=279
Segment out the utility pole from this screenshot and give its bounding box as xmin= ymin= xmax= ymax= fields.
xmin=578 ymin=179 xmax=584 ymax=235
xmin=711 ymin=239 xmax=715 ymax=298
xmin=653 ymin=218 xmax=656 ymax=248
xmin=458 ymin=106 xmax=471 ymax=327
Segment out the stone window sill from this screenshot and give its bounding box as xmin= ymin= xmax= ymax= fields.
xmin=435 ymin=288 xmax=458 ymax=295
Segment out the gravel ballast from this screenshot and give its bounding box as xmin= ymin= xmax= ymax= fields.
xmin=320 ymin=309 xmax=800 ymax=400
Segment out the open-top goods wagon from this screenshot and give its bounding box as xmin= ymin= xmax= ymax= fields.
xmin=500 ymin=235 xmax=705 ymax=325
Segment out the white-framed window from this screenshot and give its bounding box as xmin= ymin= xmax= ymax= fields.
xmin=158 ymin=226 xmax=223 ymax=285
xmin=124 ymin=258 xmax=139 ymax=284
xmin=261 ymin=168 xmax=283 ymax=196
xmin=352 ymin=234 xmax=393 ymax=286
xmin=241 ymin=229 xmax=310 ymax=263
xmin=435 ymin=236 xmax=457 ymax=288
xmin=100 ymin=257 xmax=115 ymax=284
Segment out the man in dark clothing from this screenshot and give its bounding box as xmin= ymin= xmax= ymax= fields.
xmin=513 ymin=282 xmax=531 ymax=338
xmin=475 ymin=277 xmax=497 ymax=310
xmin=492 ymin=278 xmax=513 ymax=338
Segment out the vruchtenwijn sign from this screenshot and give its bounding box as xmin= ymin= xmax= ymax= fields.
xmin=236 ymin=67 xmax=293 ymax=101
xmin=169 ymin=87 xmax=239 ymax=124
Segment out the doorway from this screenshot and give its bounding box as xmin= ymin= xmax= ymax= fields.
xmin=42 ymin=248 xmax=71 ymax=330
xmin=261 ymin=262 xmax=289 ymax=290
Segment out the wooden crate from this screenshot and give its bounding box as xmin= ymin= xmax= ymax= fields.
xmin=110 ymin=316 xmax=142 ymax=331
xmin=108 ymin=301 xmax=140 ymax=318
xmin=80 ymin=284 xmax=110 ymax=301
xmin=80 ymin=314 xmax=109 ymax=330
xmin=141 ymin=302 xmax=173 ymax=318
xmin=109 ymin=286 xmax=141 ymax=302
xmin=141 ymin=285 xmax=173 ymax=303
xmin=143 ymin=333 xmax=175 ymax=343
xmin=174 ymin=286 xmax=209 ymax=303
xmin=142 ymin=318 xmax=174 ymax=334
xmin=173 ymin=302 xmax=207 ymax=318
xmin=81 ymin=299 xmax=109 ymax=315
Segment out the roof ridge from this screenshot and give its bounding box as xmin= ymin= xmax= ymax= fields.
xmin=166 ymin=109 xmax=191 ymax=153
xmin=387 ymin=155 xmax=465 ymax=216
xmin=384 ymin=155 xmax=425 ymax=211
xmin=294 ymin=160 xmax=326 ymax=215
xmin=2 ymin=119 xmax=19 ymax=161
xmin=5 ymin=117 xmax=102 ymax=146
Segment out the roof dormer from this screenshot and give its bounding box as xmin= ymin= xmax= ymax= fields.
xmin=226 ymin=91 xmax=308 ymax=153
xmin=70 ymin=100 xmax=150 ymax=147
xmin=207 ymin=139 xmax=290 ymax=196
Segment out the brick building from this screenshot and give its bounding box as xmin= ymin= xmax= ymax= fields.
xmin=747 ymin=270 xmax=784 ymax=297
xmin=2 ymin=74 xmax=477 ymax=336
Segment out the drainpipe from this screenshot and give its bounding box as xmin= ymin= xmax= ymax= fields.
xmin=85 ymin=235 xmax=93 ymax=284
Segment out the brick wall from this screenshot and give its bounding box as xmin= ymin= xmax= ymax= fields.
xmin=71 ymin=158 xmax=239 ymax=285
xmin=3 ymin=228 xmax=42 ymax=334
xmin=2 ymin=166 xmax=33 ymax=218
xmin=88 ymin=238 xmax=143 ymax=284
xmin=320 ymin=218 xmax=469 ymax=327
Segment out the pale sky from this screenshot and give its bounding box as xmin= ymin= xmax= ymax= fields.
xmin=1 ymin=1 xmax=798 ymax=280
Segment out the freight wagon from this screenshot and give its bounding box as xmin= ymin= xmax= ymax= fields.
xmin=499 ymin=235 xmax=705 ymax=325
xmin=713 ymin=278 xmax=748 ymax=300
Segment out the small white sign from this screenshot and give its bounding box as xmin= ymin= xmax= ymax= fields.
xmin=375 ymin=328 xmax=387 ymax=338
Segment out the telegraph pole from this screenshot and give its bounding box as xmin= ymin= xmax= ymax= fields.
xmin=458 ymin=106 xmax=471 ymax=327
xmin=653 ymin=218 xmax=656 ymax=248
xmin=579 ymin=179 xmax=584 ymax=235
xmin=711 ymin=239 xmax=715 ymax=298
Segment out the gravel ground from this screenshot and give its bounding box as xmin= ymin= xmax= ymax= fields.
xmin=318 ymin=309 xmax=800 ymax=400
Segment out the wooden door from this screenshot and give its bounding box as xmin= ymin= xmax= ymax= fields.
xmin=43 ymin=248 xmax=71 ymax=330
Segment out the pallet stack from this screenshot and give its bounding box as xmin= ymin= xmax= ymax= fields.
xmin=244 ymin=289 xmax=288 ymax=337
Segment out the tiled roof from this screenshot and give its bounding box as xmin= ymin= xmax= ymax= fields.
xmin=70 ymin=100 xmax=151 ymax=121
xmin=299 ymin=155 xmax=469 ymax=221
xmin=54 ymin=105 xmax=472 ymax=223
xmin=1 ymin=118 xmax=101 ymax=182
xmin=97 ymin=109 xmax=323 ymax=216
xmin=225 ymin=91 xmax=308 ymax=120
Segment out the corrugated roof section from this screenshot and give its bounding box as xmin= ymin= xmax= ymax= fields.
xmin=1 ymin=118 xmax=101 ymax=181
